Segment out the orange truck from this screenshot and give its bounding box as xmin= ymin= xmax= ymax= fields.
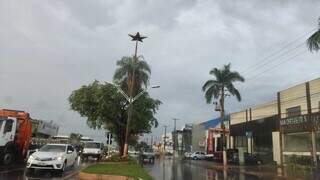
xmin=0 ymin=109 xmax=32 ymax=165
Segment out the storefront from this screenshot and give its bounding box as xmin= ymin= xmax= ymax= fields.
xmin=230 ymin=115 xmax=278 ymax=163
xmin=280 ymin=112 xmax=320 ymax=165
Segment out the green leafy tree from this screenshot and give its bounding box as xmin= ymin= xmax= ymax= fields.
xmin=307 ymin=18 xmax=320 ymax=52
xmin=113 ymin=56 xmax=151 ymax=156
xmin=68 ymin=81 xmax=161 ymax=156
xmin=202 ymin=63 xmax=244 ymax=164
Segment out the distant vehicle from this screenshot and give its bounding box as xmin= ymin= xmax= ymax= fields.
xmin=184 ymin=152 xmax=192 ymax=159
xmin=204 ymin=153 xmax=214 ymax=160
xmin=142 ymin=149 xmax=155 ymax=163
xmin=0 ymin=109 xmax=32 ymax=165
xmin=190 ymin=151 xmax=206 ymax=160
xmin=82 ymin=141 xmax=104 ymax=160
xmin=26 ymin=144 xmax=78 ymax=174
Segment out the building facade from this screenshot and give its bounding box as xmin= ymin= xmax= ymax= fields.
xmin=191 ymin=118 xmax=229 ymax=153
xmin=229 ymin=77 xmax=320 ymax=166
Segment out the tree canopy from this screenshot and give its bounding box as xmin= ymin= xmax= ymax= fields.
xmin=68 ymin=80 xmax=161 ymax=155
xmin=202 ymin=63 xmax=245 ymax=104
xmin=307 ymin=18 xmax=320 ymax=52
xmin=113 ymin=56 xmax=151 ymax=95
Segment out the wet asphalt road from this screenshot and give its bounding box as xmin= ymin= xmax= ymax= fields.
xmin=144 ymin=157 xmax=264 ymax=180
xmin=0 ymin=157 xmax=90 ymax=180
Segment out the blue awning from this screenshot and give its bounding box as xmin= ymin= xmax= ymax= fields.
xmin=204 ymin=118 xmax=221 ymax=130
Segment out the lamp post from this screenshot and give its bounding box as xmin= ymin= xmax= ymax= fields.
xmin=105 ymin=81 xmax=159 ymax=157
xmin=122 ymin=32 xmax=148 ymax=157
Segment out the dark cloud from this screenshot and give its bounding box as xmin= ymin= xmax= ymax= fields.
xmin=0 ymin=0 xmax=319 ymax=140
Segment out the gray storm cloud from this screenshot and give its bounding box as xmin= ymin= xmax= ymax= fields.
xmin=0 ymin=0 xmax=319 ymax=140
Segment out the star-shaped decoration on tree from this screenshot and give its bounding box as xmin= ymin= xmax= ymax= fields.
xmin=129 ymin=32 xmax=147 ymax=42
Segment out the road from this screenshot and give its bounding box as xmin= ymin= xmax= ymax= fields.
xmin=0 ymin=157 xmax=92 ymax=180
xmin=144 ymin=157 xmax=278 ymax=180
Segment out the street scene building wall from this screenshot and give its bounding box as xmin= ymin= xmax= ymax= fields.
xmin=229 ymin=77 xmax=320 ymax=166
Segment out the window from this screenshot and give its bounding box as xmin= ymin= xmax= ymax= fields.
xmin=286 ymin=106 xmax=301 ymax=117
xmin=4 ymin=120 xmax=13 ymax=133
xmin=234 ymin=136 xmax=247 ymax=148
xmin=67 ymin=146 xmax=74 ymax=152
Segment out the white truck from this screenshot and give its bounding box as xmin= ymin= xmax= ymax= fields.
xmin=81 ymin=141 xmax=104 ymax=161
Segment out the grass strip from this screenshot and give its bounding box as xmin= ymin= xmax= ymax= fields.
xmin=82 ymin=162 xmax=152 ymax=180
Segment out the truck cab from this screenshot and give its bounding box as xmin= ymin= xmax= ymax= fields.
xmin=82 ymin=141 xmax=104 ymax=161
xmin=0 ymin=110 xmax=32 ymax=165
xmin=0 ymin=118 xmax=17 ymax=164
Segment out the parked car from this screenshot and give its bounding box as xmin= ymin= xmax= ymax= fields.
xmin=205 ymin=153 xmax=214 ymax=160
xmin=190 ymin=151 xmax=206 ymax=160
xmin=26 ymin=144 xmax=78 ymax=175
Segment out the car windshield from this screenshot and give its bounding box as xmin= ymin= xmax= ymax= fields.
xmin=39 ymin=145 xmax=66 ymax=152
xmin=84 ymin=142 xmax=100 ymax=148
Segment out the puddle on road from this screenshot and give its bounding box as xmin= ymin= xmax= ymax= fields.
xmin=145 ymin=158 xmax=262 ymax=180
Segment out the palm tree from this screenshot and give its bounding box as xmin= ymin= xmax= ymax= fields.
xmin=202 ymin=63 xmax=244 ymax=165
xmin=113 ymin=56 xmax=151 ymax=157
xmin=113 ymin=56 xmax=151 ymax=95
xmin=307 ymin=18 xmax=320 ymax=52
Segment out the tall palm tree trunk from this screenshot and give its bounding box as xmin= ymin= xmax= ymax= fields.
xmin=220 ymin=87 xmax=227 ymax=166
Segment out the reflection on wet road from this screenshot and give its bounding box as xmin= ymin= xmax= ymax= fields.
xmin=145 ymin=157 xmax=259 ymax=180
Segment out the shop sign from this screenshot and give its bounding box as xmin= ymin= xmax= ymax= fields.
xmin=280 ymin=113 xmax=320 ymax=133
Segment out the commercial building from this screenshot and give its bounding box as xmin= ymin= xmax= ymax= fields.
xmin=31 ymin=119 xmax=59 ymax=138
xmin=230 ymin=101 xmax=278 ymax=163
xmin=175 ymin=124 xmax=193 ymax=155
xmin=192 ymin=118 xmax=229 ymax=154
xmin=229 ymin=77 xmax=320 ymax=166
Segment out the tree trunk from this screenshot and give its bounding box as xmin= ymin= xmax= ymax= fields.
xmin=220 ymin=86 xmax=227 ymax=166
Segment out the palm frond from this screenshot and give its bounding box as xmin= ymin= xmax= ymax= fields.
xmin=307 ymin=30 xmax=320 ymax=52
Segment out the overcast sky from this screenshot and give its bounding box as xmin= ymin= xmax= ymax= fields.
xmin=0 ymin=0 xmax=320 ymax=142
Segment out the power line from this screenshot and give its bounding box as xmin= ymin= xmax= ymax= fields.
xmin=242 ymin=42 xmax=305 ymax=77
xmin=244 ymin=49 xmax=308 ymax=83
xmin=239 ymin=28 xmax=317 ymax=75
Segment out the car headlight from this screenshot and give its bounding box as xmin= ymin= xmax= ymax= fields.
xmin=28 ymin=155 xmax=35 ymax=160
xmin=53 ymin=156 xmax=64 ymax=161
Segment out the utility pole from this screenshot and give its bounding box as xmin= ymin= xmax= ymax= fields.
xmin=123 ymin=32 xmax=147 ymax=157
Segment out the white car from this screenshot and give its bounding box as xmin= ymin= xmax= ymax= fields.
xmin=190 ymin=151 xmax=206 ymax=160
xmin=26 ymin=144 xmax=78 ymax=174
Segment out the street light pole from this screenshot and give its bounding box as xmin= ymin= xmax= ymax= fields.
xmin=123 ymin=32 xmax=147 ymax=157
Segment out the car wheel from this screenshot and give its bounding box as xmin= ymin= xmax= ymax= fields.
xmin=2 ymin=151 xmax=14 ymax=165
